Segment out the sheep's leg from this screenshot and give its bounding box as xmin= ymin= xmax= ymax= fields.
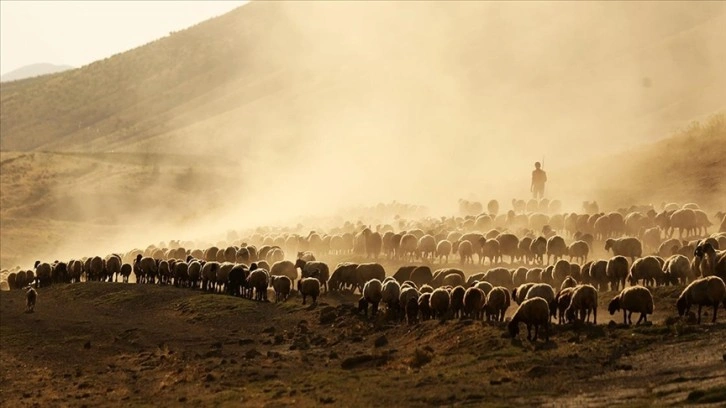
xmin=712 ymin=304 xmax=718 ymax=323
xmin=623 ymin=310 xmax=628 ymax=325
xmin=526 ymin=323 xmax=533 ymax=340
xmin=697 ymin=304 xmax=702 ymax=324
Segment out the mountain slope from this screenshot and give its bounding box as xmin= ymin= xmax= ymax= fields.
xmin=0 ymin=63 xmax=74 ymax=82
xmin=1 ymin=2 xmax=725 ymax=163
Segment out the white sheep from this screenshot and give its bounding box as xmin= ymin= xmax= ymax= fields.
xmin=524 ymin=283 xmax=556 ymax=318
xmin=605 ymin=237 xmax=643 ymax=262
xmin=676 ymin=276 xmax=726 ymax=324
xmin=507 ymin=297 xmax=550 ymax=342
xmin=608 ymin=286 xmax=654 ymax=325
xmin=381 ymin=279 xmax=402 ymax=314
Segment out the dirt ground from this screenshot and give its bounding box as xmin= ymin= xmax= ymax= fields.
xmin=1 ymin=274 xmax=725 ymax=407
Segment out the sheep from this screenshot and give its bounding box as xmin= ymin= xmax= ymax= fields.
xmin=560 ymin=276 xmax=578 ymax=291
xmin=567 ymin=240 xmax=589 ymax=264
xmin=552 ymin=260 xmax=571 ymax=288
xmin=480 ymin=238 xmax=501 ymax=265
xmin=670 ymin=209 xmax=697 ymax=238
xmin=354 ymin=263 xmax=386 ymax=293
xmin=569 ymin=263 xmax=582 ymax=282
xmin=628 ymin=256 xmax=663 ymax=287
xmin=188 ymin=261 xmax=201 ymax=289
xmin=419 ymin=284 xmax=434 ymax=294
xmin=525 ymin=268 xmax=542 ymax=284
xmin=34 ymin=262 xmax=52 ymax=288
xmin=431 ymin=268 xmax=465 ymax=288
xmin=608 ymin=286 xmax=654 ymax=325
xmin=663 ymin=254 xmax=692 ymax=285
xmin=247 ymin=269 xmax=270 ymax=301
xmin=270 ymin=275 xmax=292 ymax=303
xmin=512 ymin=267 xmax=528 ymax=287
xmin=399 ymin=234 xmax=418 ymax=261
xmin=555 ymin=287 xmax=574 ymax=324
xmin=462 ymin=287 xmax=486 ymax=320
xmin=436 ymin=240 xmax=452 ymax=263
xmin=418 ymin=235 xmax=437 ymax=261
xmin=458 ymin=240 xmax=474 ymax=264
xmin=105 ymin=255 xmax=122 ymax=282
xmin=410 ymin=266 xmax=433 ymax=287
xmin=606 ymin=256 xmax=629 ymax=291
xmin=658 ymin=238 xmax=682 ymax=258
xmin=450 ymin=286 xmax=466 ymax=318
xmin=485 ymin=286 xmax=510 ymax=322
xmin=588 ymin=260 xmax=608 ymax=291
xmin=25 ymin=287 xmax=37 ymax=312
xmin=120 ymin=263 xmax=132 ymax=284
xmin=298 ymin=277 xmax=321 ymax=305
xmin=565 ymin=284 xmax=598 ymax=324
xmin=530 ymin=237 xmax=547 ymax=264
xmin=414 ymin=292 xmax=431 ymax=320
xmin=473 ymin=280 xmax=494 ymax=296
xmin=359 ymin=279 xmax=384 ymax=317
xmin=483 ymin=267 xmax=513 ymax=289
xmin=393 ymin=265 xmax=415 ymax=283
xmin=694 ymin=242 xmax=726 ymax=279
xmin=228 ymin=264 xmax=248 ymax=296
xmin=524 ymin=283 xmax=556 ymax=318
xmin=546 ymin=235 xmax=567 ymax=264
xmin=676 ymin=276 xmax=726 ymax=324
xmin=295 ymin=259 xmax=330 ymax=292
xmin=605 ymin=237 xmax=643 ymax=262
xmin=517 ymin=237 xmax=533 ymax=264
xmin=381 ymin=279 xmax=402 ymax=315
xmin=173 ymin=261 xmax=189 ymax=288
xmin=429 ymin=288 xmax=451 ymax=320
xmin=329 ymin=262 xmax=359 ymax=291
xmin=271 ymin=260 xmax=298 ymax=284
xmin=512 ymin=283 xmax=535 ymax=304
xmin=507 ymin=297 xmax=550 ymax=341
xmin=405 ymin=296 xmax=419 ymax=324
xmin=496 ymin=233 xmax=519 ymax=263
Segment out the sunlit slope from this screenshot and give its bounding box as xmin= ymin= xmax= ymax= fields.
xmin=1 ymin=2 xmax=724 ymax=164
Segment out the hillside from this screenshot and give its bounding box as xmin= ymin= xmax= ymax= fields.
xmin=1 ymin=2 xmax=724 ymax=160
xmin=0 ymin=63 xmax=74 ymax=82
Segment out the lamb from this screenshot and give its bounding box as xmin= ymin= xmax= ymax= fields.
xmin=507 ymin=297 xmax=550 ymax=341
xmin=485 ymin=286 xmax=510 ymax=322
xmin=25 ymin=286 xmax=37 ymax=313
xmin=567 ymin=240 xmax=590 ymax=264
xmin=606 ymin=256 xmax=629 ymax=291
xmin=358 ymin=279 xmax=384 ymax=317
xmin=608 ymin=286 xmax=654 ymax=325
xmin=462 ymin=287 xmax=486 ymax=320
xmin=524 ymin=283 xmax=556 ymax=318
xmin=565 ymin=284 xmax=598 ymax=324
xmin=429 ymin=288 xmax=451 ymax=320
xmin=270 ymin=275 xmax=292 ymax=303
xmin=450 ymin=286 xmax=466 ymax=318
xmin=298 ymin=277 xmax=321 ymax=305
xmin=676 ymin=276 xmax=726 ymax=324
xmin=605 ymin=237 xmax=643 ymax=262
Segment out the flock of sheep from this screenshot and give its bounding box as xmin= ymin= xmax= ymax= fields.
xmin=3 ymin=198 xmax=726 ymax=342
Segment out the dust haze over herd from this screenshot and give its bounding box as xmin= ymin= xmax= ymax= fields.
xmin=1 ymin=1 xmax=725 ymax=268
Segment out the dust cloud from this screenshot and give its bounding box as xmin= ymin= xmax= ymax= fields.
xmin=4 ymin=1 xmax=726 ymax=267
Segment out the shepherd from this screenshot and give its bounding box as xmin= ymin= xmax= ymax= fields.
xmin=531 ymin=161 xmax=547 ymax=199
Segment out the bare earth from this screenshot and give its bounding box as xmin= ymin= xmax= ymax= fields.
xmin=1 ymin=273 xmax=725 ymax=407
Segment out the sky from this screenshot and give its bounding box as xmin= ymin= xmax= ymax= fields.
xmin=0 ymin=0 xmax=247 ymax=75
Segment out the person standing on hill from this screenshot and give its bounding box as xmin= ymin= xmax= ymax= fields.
xmin=531 ymin=162 xmax=547 ymax=199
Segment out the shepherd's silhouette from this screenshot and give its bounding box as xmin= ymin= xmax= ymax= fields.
xmin=531 ymin=162 xmax=547 ymax=199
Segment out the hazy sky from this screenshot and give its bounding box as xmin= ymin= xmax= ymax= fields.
xmin=0 ymin=0 xmax=247 ymax=75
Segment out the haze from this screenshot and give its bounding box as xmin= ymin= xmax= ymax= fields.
xmin=1 ymin=1 xmax=724 ymax=268
xmin=0 ymin=0 xmax=247 ymax=75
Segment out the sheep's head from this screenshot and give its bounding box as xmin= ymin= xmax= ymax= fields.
xmin=676 ymin=296 xmax=687 ymax=317
xmin=608 ymin=297 xmax=621 ymax=315
xmin=565 ymin=307 xmax=577 ymax=322
xmin=604 ymin=239 xmax=614 ymax=251
xmin=694 ymin=245 xmax=704 ymax=258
